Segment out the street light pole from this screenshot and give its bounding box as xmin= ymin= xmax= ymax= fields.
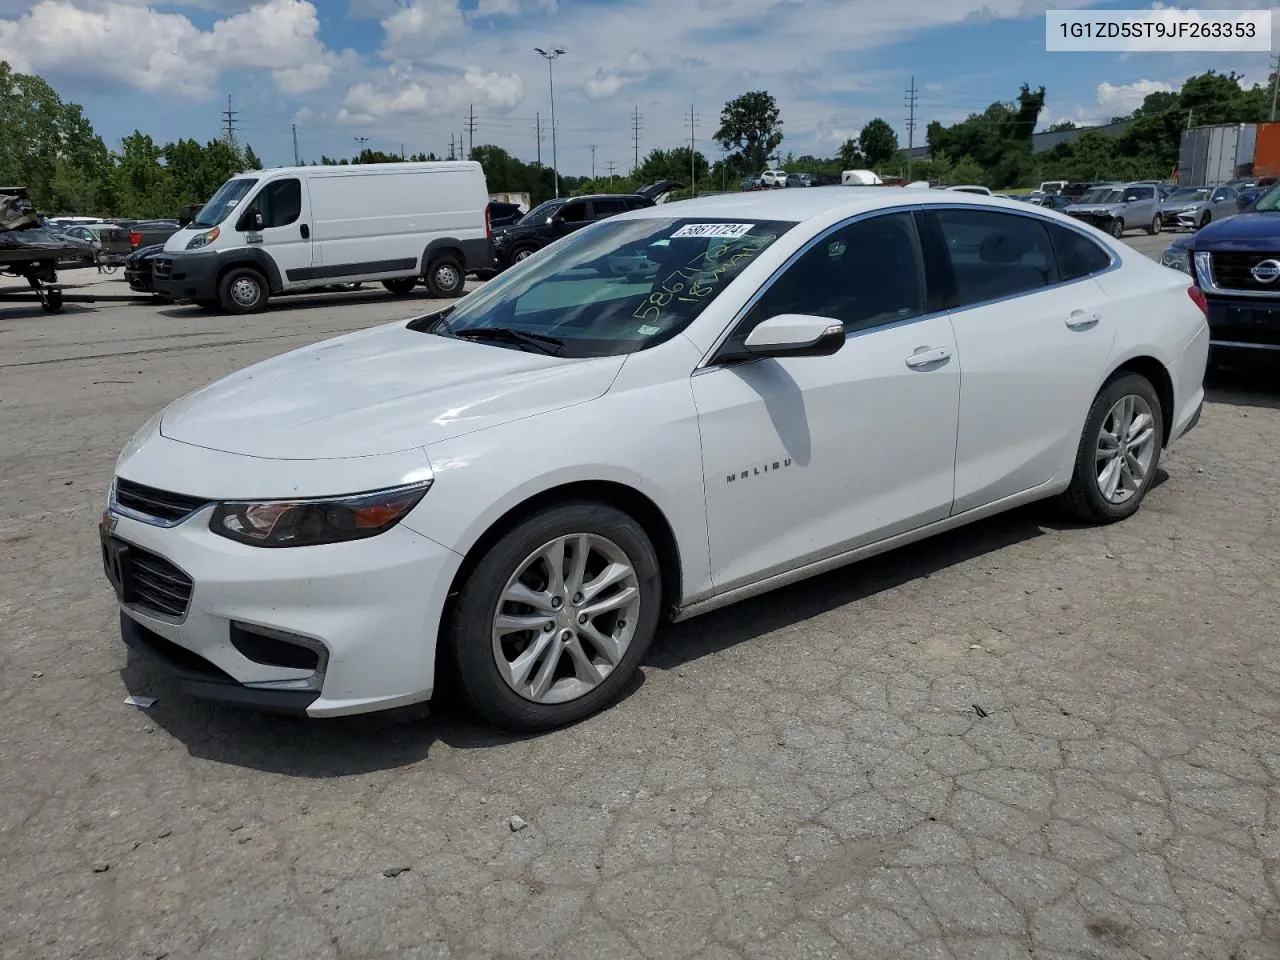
xmin=535 ymin=47 xmax=566 ymax=198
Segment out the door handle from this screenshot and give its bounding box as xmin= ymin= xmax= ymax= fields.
xmin=904 ymin=346 xmax=952 ymax=368
xmin=1065 ymin=310 xmax=1099 ymax=329
xmin=300 ymin=224 xmax=310 ymax=240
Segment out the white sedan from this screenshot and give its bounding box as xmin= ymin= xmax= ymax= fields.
xmin=102 ymin=190 xmax=1209 ymax=730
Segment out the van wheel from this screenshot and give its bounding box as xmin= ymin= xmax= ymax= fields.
xmin=425 ymin=257 xmax=465 ymax=298
xmin=382 ymin=278 xmax=417 ymax=296
xmin=446 ymin=502 xmax=662 ymax=731
xmin=219 ymin=267 xmax=268 ymax=314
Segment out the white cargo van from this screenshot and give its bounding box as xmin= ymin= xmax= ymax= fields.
xmin=155 ymin=161 xmax=493 ymax=313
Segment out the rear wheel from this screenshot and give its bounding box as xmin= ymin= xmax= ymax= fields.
xmin=1109 ymin=218 xmax=1125 ymax=238
xmin=425 ymin=257 xmax=465 ymax=298
xmin=218 ymin=267 xmax=268 ymax=314
xmin=1147 ymin=215 xmax=1162 ymax=236
xmin=1062 ymin=372 xmax=1164 ymax=524
xmin=447 ymin=502 xmax=662 ymax=731
xmin=381 ymin=277 xmax=417 ymax=296
xmin=510 ymin=245 xmax=538 ymax=265
xmin=1198 ymin=211 xmax=1211 ymax=230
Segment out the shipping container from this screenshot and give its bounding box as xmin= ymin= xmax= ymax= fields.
xmin=1254 ymin=122 xmax=1280 ymax=178
xmin=1177 ymin=122 xmax=1280 ymax=185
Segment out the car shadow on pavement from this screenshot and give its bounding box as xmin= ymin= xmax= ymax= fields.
xmin=1205 ymin=361 xmax=1280 ymax=410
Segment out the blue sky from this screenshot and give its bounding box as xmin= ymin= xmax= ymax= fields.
xmin=0 ymin=0 xmax=1274 ymax=176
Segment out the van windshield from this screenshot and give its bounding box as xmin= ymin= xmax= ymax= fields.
xmin=191 ymin=178 xmax=257 ymax=228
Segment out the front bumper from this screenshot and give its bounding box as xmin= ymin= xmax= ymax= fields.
xmin=1205 ymin=296 xmax=1280 ymax=353
xmin=1066 ymin=211 xmax=1120 ymax=230
xmin=152 ymin=250 xmax=219 ymax=302
xmin=105 ymin=504 xmax=463 ymax=717
xmin=124 ymin=264 xmax=153 ymax=293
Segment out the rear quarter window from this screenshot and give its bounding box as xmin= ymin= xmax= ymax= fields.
xmin=1046 ymin=222 xmax=1112 ymax=281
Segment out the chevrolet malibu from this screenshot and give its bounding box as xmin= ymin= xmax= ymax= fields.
xmin=102 ymin=190 xmax=1209 ymax=731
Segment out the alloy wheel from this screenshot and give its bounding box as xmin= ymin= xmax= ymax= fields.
xmin=491 ymin=533 xmax=641 ymax=704
xmin=1095 ymin=394 xmax=1157 ymax=504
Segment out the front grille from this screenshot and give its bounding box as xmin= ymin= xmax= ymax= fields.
xmin=114 ymin=478 xmax=209 ymax=523
xmin=152 ymin=257 xmax=172 ymax=279
xmin=1209 ymin=251 xmax=1280 ymax=292
xmin=125 ymin=546 xmax=194 ymax=619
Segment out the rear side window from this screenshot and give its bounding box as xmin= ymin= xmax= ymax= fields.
xmin=934 ymin=208 xmax=1055 ymax=306
xmin=559 ymin=201 xmax=587 ymax=223
xmin=1047 ymin=222 xmax=1112 ymax=281
xmin=1125 ymin=186 xmax=1154 ymax=200
xmin=591 ymin=199 xmax=627 ymax=218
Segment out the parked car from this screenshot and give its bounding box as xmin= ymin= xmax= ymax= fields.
xmin=153 ymin=161 xmax=492 ymax=312
xmin=127 ymin=219 xmax=182 ymax=250
xmin=490 ymin=193 xmax=655 ymax=268
xmin=60 ymin=221 xmax=132 ymax=264
xmin=1039 ymin=180 xmax=1068 ymax=194
xmin=1060 ymin=182 xmax=1097 ymax=202
xmin=488 ymin=202 xmax=523 ymax=229
xmin=1065 ymin=182 xmax=1162 ymax=237
xmin=1159 ymin=185 xmax=1239 ymax=231
xmin=946 ymin=185 xmax=991 ymax=195
xmin=102 ymin=189 xmax=1207 ymax=730
xmin=1232 ymin=176 xmax=1278 ymax=211
xmin=760 ymin=170 xmax=787 ymax=187
xmin=123 ymin=242 xmax=167 ymax=293
xmin=1161 ymin=179 xmax=1280 ymax=364
xmin=786 ymin=173 xmax=815 ymax=188
xmin=635 ymin=179 xmax=684 ymax=203
xmin=1029 ymin=194 xmax=1072 ymax=211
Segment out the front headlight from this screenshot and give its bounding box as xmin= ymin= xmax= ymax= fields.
xmin=1160 ymin=246 xmax=1192 ymax=274
xmin=186 ymin=226 xmax=219 ymax=250
xmin=209 ymin=481 xmax=432 ymax=547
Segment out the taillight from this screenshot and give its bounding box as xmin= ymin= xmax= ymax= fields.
xmin=129 ymin=231 xmax=142 ymax=247
xmin=484 ymin=203 xmax=493 ymax=238
xmin=1187 ymin=284 xmax=1208 ymax=316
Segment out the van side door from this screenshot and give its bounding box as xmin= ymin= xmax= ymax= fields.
xmin=235 ymin=176 xmax=315 ymax=289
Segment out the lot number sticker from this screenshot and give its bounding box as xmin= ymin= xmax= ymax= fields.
xmin=671 ymin=222 xmax=755 ymax=239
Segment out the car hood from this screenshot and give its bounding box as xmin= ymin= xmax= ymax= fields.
xmin=1066 ymin=203 xmax=1124 ymax=215
xmin=159 ymin=321 xmax=626 ymax=459
xmin=1189 ymin=211 xmax=1280 ymax=250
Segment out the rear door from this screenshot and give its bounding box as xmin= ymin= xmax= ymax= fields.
xmin=588 ymin=198 xmax=628 ymax=222
xmin=235 ymin=176 xmax=315 ymax=288
xmin=928 ymin=206 xmax=1117 ymax=514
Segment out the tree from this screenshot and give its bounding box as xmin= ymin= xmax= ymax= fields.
xmin=243 ymin=144 xmax=262 ymax=169
xmin=634 ymin=147 xmax=709 ymax=188
xmin=858 ymin=118 xmax=899 ymax=168
xmin=838 ymin=139 xmax=865 ymax=169
xmin=1047 ymin=120 xmax=1077 ymax=133
xmin=715 ymin=90 xmax=783 ymax=174
xmin=948 ymin=157 xmax=984 ymax=185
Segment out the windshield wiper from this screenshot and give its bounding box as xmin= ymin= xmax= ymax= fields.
xmin=451 ymin=326 xmax=564 ymax=355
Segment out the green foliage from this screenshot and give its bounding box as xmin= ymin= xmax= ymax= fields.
xmin=859 ymin=118 xmax=899 ymax=168
xmin=948 ymin=157 xmax=985 ymax=185
xmin=715 ymin=90 xmax=783 ymax=174
xmin=633 ymin=147 xmax=709 ymax=189
xmin=838 ymin=139 xmax=865 ymax=169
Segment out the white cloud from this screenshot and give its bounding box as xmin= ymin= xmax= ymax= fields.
xmin=1097 ymin=79 xmax=1175 ymax=116
xmin=0 ymin=0 xmax=340 ymax=96
xmin=338 ymin=65 xmax=525 ymax=123
xmin=379 ymin=0 xmax=465 ymax=59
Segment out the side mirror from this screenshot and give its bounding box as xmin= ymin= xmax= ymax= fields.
xmin=740 ymin=314 xmax=845 ymax=358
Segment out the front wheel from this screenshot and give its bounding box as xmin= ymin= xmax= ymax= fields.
xmin=1061 ymin=372 xmax=1164 ymax=524
xmin=382 ymin=277 xmax=417 ymax=296
xmin=425 ymin=257 xmax=465 ymax=298
xmin=218 ymin=267 xmax=268 ymax=314
xmin=1198 ymin=212 xmax=1211 ymax=230
xmin=446 ymin=502 xmax=662 ymax=731
xmin=1109 ymin=218 xmax=1125 ymax=238
xmin=1147 ymin=215 xmax=1162 ymax=236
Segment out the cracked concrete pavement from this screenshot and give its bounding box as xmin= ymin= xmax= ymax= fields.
xmin=1 ymin=245 xmax=1279 ymax=960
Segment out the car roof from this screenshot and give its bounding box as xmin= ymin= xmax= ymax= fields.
xmin=621 ymin=185 xmax=1058 ymax=224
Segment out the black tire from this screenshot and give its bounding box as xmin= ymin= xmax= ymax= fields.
xmin=508 ymin=245 xmax=538 ymax=267
xmin=446 ymin=502 xmax=663 ymax=731
xmin=1146 ymin=215 xmax=1162 ymax=236
xmin=1199 ymin=212 xmax=1211 ymax=230
xmin=381 ymin=277 xmax=417 ymax=296
xmin=425 ymin=257 xmax=466 ymax=298
xmin=42 ymin=289 xmax=64 ymax=313
xmin=218 ymin=267 xmax=268 ymax=314
xmin=1109 ymin=218 xmax=1125 ymax=238
xmin=1061 ymin=372 xmax=1164 ymax=524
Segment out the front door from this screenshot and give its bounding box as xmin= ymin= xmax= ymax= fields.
xmin=928 ymin=207 xmax=1117 ymax=514
xmin=691 ymin=211 xmax=961 ymax=593
xmin=236 ymin=176 xmax=315 ymax=288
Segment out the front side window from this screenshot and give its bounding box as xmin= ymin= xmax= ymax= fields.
xmin=191 ymin=178 xmax=257 ymax=228
xmin=1211 ymin=187 xmax=1235 ymax=202
xmin=1125 ymin=186 xmax=1154 ymax=201
xmin=418 ymin=217 xmax=795 ymax=358
xmin=935 ymin=208 xmax=1054 ymax=305
xmin=258 ymin=179 xmax=302 ymax=228
xmin=736 ymin=212 xmax=925 ymax=339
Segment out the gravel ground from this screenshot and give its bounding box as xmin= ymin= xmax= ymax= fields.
xmin=2 ymin=244 xmax=1278 ymax=960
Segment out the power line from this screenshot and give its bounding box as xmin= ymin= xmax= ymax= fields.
xmin=222 ymin=95 xmax=238 ymax=150
xmin=904 ymin=74 xmax=919 ymax=181
xmin=631 ymin=105 xmax=643 ymax=173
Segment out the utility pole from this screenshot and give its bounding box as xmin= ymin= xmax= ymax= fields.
xmin=534 ymin=113 xmax=544 ymax=165
xmin=448 ymin=132 xmax=455 ymax=161
xmin=686 ymin=104 xmax=699 ymax=196
xmin=1270 ymin=53 xmax=1279 ymax=121
xmin=904 ymin=75 xmax=919 ymax=182
xmin=400 ymin=143 xmax=406 ymax=160
xmin=353 ymin=136 xmax=369 ymax=162
xmin=590 ymin=144 xmax=597 ymax=179
xmin=466 ymin=104 xmax=477 ymax=159
xmin=631 ymin=105 xmax=643 ymax=173
xmin=222 ymin=95 xmax=238 ymax=150
xmin=291 ymin=122 xmax=300 ymax=166
xmin=606 ymin=160 xmax=617 ymax=182
xmin=721 ymin=143 xmax=727 ymax=191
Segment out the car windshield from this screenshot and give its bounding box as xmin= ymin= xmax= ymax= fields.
xmin=519 ymin=199 xmax=565 ymax=225
xmin=1252 ymin=183 xmax=1280 ymax=211
xmin=1169 ymin=188 xmax=1208 ymax=200
xmin=191 ymin=178 xmax=257 ymax=227
xmin=419 ymin=216 xmax=795 ymax=358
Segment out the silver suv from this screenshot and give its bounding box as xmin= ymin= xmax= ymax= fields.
xmin=1065 ymin=182 xmax=1163 ymax=238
